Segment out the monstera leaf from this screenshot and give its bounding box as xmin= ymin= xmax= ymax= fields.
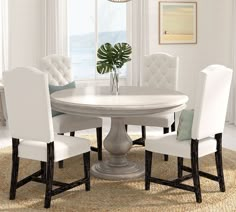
xmin=97 ymin=42 xmax=132 ymax=74
xmin=113 ymin=43 xmax=132 ymax=69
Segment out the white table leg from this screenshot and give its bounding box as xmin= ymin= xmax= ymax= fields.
xmin=91 ymin=117 xmax=144 ymax=180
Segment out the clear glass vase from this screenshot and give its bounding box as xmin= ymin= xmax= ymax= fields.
xmin=110 ymin=68 xmax=119 ymax=95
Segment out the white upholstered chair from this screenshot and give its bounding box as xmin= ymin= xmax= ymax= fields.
xmin=41 ymin=55 xmax=103 ymax=165
xmin=145 ymin=65 xmax=232 ymax=203
xmin=125 ymin=53 xmax=179 ymax=161
xmin=4 ymin=68 xmax=91 ymax=208
xmin=41 ymin=55 xmax=72 ymax=86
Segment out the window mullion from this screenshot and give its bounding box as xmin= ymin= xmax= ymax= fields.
xmin=126 ymin=2 xmax=132 ymax=86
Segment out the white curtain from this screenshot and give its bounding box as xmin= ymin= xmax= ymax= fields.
xmin=0 ymin=0 xmax=8 ymax=126
xmin=0 ymin=0 xmax=8 ymax=76
xmin=226 ymin=1 xmax=236 ymax=125
xmin=43 ymin=0 xmax=68 ymax=56
xmin=127 ymin=0 xmax=149 ymax=86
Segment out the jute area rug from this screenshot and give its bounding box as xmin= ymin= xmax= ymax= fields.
xmin=1 ymin=135 xmax=236 ymax=211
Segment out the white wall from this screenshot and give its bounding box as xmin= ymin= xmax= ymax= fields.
xmin=8 ymin=0 xmax=44 ymax=69
xmin=148 ymin=0 xmax=233 ymax=108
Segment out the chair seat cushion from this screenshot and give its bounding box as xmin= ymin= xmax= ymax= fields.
xmin=124 ymin=113 xmax=174 ymax=128
xmin=53 ymin=114 xmax=103 ymax=133
xmin=18 ymin=134 xmax=90 ymax=162
xmin=145 ymin=132 xmax=217 ymax=159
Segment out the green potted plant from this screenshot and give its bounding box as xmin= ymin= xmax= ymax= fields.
xmin=96 ymin=42 xmax=132 ymax=95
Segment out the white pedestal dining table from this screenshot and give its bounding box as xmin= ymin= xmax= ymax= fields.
xmin=51 ymin=86 xmax=188 ymax=180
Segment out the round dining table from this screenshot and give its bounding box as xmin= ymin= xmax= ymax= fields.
xmin=51 ymin=86 xmax=188 ymax=180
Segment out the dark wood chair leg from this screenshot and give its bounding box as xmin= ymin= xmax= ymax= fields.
xmin=142 ymin=126 xmax=146 ymax=146
xmin=58 ymin=161 xmax=64 ymax=169
xmin=145 ymin=150 xmax=153 ymax=190
xmin=191 ymin=139 xmax=202 ymax=203
xmin=171 ymin=113 xmax=176 ymax=132
xmin=132 ymin=126 xmax=146 ymax=146
xmin=177 ymin=157 xmax=183 ymax=178
xmin=163 ymin=127 xmax=169 ymax=133
xmin=41 ymin=161 xmax=46 ymax=180
xmin=70 ymin=131 xmax=75 ymax=137
xmin=215 ymin=133 xmax=225 ymax=192
xmin=171 ymin=121 xmax=176 ymax=132
xmin=83 ymin=152 xmax=90 ymax=191
xmin=96 ymin=127 xmax=102 ymax=161
xmin=44 ymin=142 xmax=55 ymax=209
xmin=125 ymin=124 xmax=128 ymax=132
xmin=10 ymin=138 xmax=20 ymax=200
xmin=163 ymin=128 xmax=169 ymax=161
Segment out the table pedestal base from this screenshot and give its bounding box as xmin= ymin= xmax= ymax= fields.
xmin=91 ymin=160 xmax=144 ymax=180
xmin=91 ymin=117 xmax=144 ymax=180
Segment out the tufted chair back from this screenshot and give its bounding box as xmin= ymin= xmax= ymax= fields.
xmin=41 ymin=55 xmax=72 ymax=86
xmin=141 ymin=53 xmax=179 ymax=90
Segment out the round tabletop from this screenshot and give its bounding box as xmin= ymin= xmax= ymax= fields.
xmin=51 ymin=86 xmax=189 ymax=117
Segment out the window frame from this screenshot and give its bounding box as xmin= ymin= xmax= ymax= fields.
xmin=67 ymin=0 xmax=131 ymax=84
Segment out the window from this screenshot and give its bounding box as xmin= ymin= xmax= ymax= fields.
xmin=69 ymin=0 xmax=127 ymax=81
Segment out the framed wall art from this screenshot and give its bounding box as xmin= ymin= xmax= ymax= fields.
xmin=159 ymin=2 xmax=197 ymax=44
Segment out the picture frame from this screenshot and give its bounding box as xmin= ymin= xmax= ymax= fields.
xmin=159 ymin=2 xmax=197 ymax=44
